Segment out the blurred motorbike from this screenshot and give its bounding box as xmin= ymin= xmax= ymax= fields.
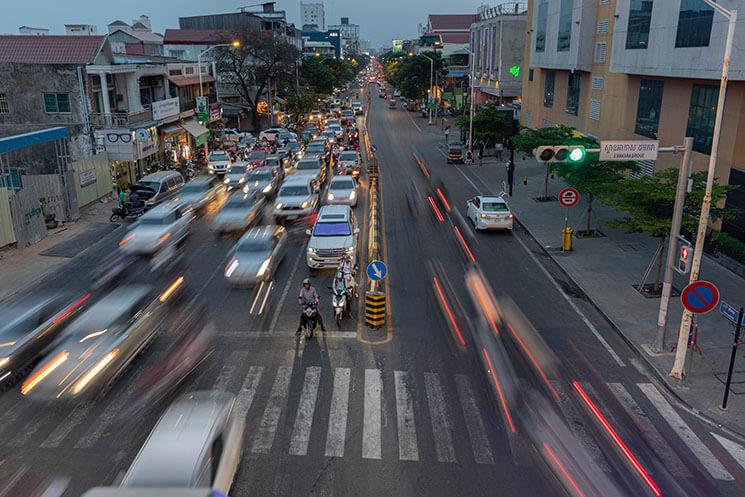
xmin=110 ymin=202 xmax=145 ymax=222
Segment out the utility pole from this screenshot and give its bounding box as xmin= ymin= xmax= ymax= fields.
xmin=671 ymin=3 xmax=736 ymax=379
xmin=421 ymin=53 xmax=434 ymax=126
xmin=468 ymin=48 xmax=476 ymax=156
xmin=655 ymin=137 xmax=693 ymax=352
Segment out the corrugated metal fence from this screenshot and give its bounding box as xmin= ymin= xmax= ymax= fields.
xmin=72 ymin=155 xmax=112 ymax=207
xmin=0 ymin=188 xmax=16 ymax=247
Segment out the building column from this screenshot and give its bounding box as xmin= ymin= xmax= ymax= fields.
xmin=163 ymin=76 xmax=171 ymax=99
xmin=99 ymin=72 xmax=112 ymax=124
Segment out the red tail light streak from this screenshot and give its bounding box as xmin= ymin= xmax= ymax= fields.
xmin=436 ymin=188 xmax=451 ymax=211
xmin=482 ymin=348 xmax=516 ymax=433
xmin=428 ymin=196 xmax=444 ymax=222
xmin=543 ymin=442 xmax=588 ymax=497
xmin=506 ymin=323 xmax=560 ymax=402
xmin=52 ymin=293 xmax=91 ymax=325
xmin=453 ymin=226 xmax=476 ymax=263
xmin=432 ymin=276 xmax=466 ymax=347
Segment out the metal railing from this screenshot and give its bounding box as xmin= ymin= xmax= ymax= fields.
xmin=90 ymin=108 xmax=153 ymax=128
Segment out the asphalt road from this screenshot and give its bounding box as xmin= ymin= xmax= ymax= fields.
xmin=1 ymin=85 xmax=744 ymax=497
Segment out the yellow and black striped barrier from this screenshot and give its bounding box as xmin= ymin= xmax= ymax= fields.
xmin=365 ymin=291 xmax=386 ymax=328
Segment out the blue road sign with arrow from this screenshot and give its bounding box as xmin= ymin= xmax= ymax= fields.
xmin=719 ymin=301 xmax=745 ymax=325
xmin=366 ymin=260 xmax=387 ymax=281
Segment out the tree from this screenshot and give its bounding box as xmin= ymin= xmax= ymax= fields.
xmin=455 ymin=103 xmax=510 ymax=147
xmin=215 ymin=31 xmax=299 ymax=131
xmin=382 ymin=51 xmax=446 ymax=100
xmin=301 ymin=57 xmax=334 ymax=94
xmin=603 ymin=169 xmax=734 ymax=293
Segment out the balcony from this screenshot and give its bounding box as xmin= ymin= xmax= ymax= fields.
xmin=90 ymin=108 xmax=153 ymax=128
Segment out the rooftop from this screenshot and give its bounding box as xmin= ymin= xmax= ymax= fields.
xmin=163 ymin=28 xmax=235 ymax=45
xmin=110 ymin=27 xmax=163 ymax=44
xmin=0 ymin=35 xmax=104 ymax=64
xmin=428 ymin=14 xmax=480 ymax=32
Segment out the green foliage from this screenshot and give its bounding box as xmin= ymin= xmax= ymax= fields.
xmin=300 ymin=55 xmax=367 ymax=97
xmin=286 ymin=87 xmax=323 ymax=119
xmin=382 ymin=51 xmax=446 ymax=100
xmin=711 ymin=231 xmax=745 ymax=264
xmin=301 ymin=57 xmax=334 ymax=94
xmin=454 ymin=103 xmax=510 ymax=146
xmin=511 ymin=125 xmax=579 ymax=156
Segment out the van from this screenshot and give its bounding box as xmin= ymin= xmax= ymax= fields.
xmin=136 ymin=170 xmax=184 ymax=207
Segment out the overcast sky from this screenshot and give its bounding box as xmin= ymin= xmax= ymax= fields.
xmin=2 ymin=0 xmax=489 ymax=47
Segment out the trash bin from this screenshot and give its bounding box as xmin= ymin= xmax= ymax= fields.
xmin=562 ymin=227 xmax=573 ymax=251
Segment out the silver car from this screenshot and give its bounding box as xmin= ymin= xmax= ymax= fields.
xmin=119 ymin=391 xmax=244 ymax=495
xmin=224 ymin=225 xmax=289 ymax=286
xmin=21 ymin=283 xmax=185 ymax=400
xmin=213 ymin=190 xmax=266 ymax=234
xmin=326 ymin=175 xmax=358 ymax=207
xmin=244 ymin=166 xmax=282 ymax=198
xmin=273 ymin=176 xmax=319 ymax=222
xmin=223 ymin=161 xmax=250 ymax=189
xmin=119 ymin=201 xmax=194 ymax=255
xmin=293 ymin=157 xmax=326 ymax=190
xmin=178 ymin=176 xmax=221 ymax=211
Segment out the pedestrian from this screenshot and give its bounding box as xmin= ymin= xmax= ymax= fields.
xmin=444 ymin=126 xmax=450 ymax=145
xmin=118 ymin=188 xmax=127 ymax=203
xmin=478 ymin=141 xmax=485 ymax=165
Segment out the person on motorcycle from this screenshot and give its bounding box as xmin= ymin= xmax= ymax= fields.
xmin=333 ymin=270 xmax=353 ymax=316
xmin=296 ymin=277 xmax=326 ymax=334
xmin=126 ymin=190 xmax=145 ymax=212
xmin=338 ymin=254 xmax=358 ymax=298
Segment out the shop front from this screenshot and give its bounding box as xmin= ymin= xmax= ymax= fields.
xmin=181 ymin=118 xmax=210 ymax=154
xmin=101 ymin=126 xmax=159 ymax=191
xmin=160 ymin=123 xmax=190 ymax=165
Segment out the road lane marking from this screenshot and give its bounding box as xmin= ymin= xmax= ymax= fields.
xmin=394 ymin=371 xmax=419 ymax=461
xmin=424 ymin=372 xmax=456 ymax=463
xmin=607 ymin=382 xmax=691 ymax=477
xmin=235 ymin=366 xmax=264 ymax=417
xmin=362 ymin=368 xmax=382 ymax=459
xmin=454 ymin=374 xmax=494 ymax=465
xmin=219 ymin=330 xmax=357 ymax=339
xmin=7 ymin=411 xmax=47 ymax=447
xmin=40 ymin=401 xmax=94 ymax=448
xmin=638 ymin=383 xmax=733 ymax=480
xmin=269 ymin=248 xmax=304 ymax=332
xmin=325 ymin=367 xmax=351 ymax=457
xmin=211 ymin=351 xmax=245 ymax=391
xmin=289 ymin=366 xmax=322 ymax=456
xmin=711 ymin=432 xmax=745 ymax=472
xmin=252 ymin=366 xmax=292 ymax=454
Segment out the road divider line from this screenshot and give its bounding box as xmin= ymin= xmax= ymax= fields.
xmin=394 ymin=371 xmax=420 ymax=461
xmin=252 ymin=366 xmax=292 ymax=454
xmin=363 ymin=368 xmax=382 ymax=459
xmin=289 ymin=366 xmax=322 ymax=456
xmin=424 ymin=372 xmax=456 ymax=463
xmin=325 ymin=367 xmax=351 ymax=458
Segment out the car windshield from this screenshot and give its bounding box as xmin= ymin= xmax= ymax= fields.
xmin=340 ymin=152 xmax=357 ymax=161
xmin=307 ymin=146 xmax=324 ymax=153
xmin=330 ymin=179 xmax=354 ymax=191
xmin=297 ymin=161 xmax=318 ymax=170
xmin=482 ymin=202 xmax=509 ymax=212
xmin=224 ymin=195 xmax=255 ymax=208
xmin=140 ymin=213 xmax=174 ymax=225
xmin=249 ymin=171 xmax=272 ymax=181
xmin=322 ymin=131 xmax=335 ymax=137
xmin=249 ymin=152 xmax=266 ymax=160
xmin=181 ymin=182 xmax=209 ymax=193
xmin=279 ymin=186 xmax=310 ymax=196
xmin=287 ymin=143 xmax=301 ymax=151
xmin=313 ymin=222 xmax=351 ymax=236
xmin=237 ymin=237 xmax=272 ymax=252
xmin=230 ymin=165 xmax=247 ymax=174
xmin=210 ymin=152 xmax=228 ymax=160
xmin=137 ymin=181 xmax=159 ymax=191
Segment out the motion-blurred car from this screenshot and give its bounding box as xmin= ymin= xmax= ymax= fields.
xmin=352 ymin=101 xmax=363 ymax=115
xmin=225 ymin=225 xmax=288 ymax=286
xmin=244 ymin=166 xmax=282 ymax=198
xmin=213 ymin=190 xmax=265 ymax=234
xmin=178 ymin=176 xmax=221 ymax=211
xmin=246 ymin=150 xmax=267 ymax=168
xmin=293 ymin=157 xmax=326 ymax=190
xmin=223 ymin=161 xmax=250 ymax=190
xmin=0 ymin=294 xmax=89 ymax=386
xmin=207 ymin=150 xmax=232 ymax=174
xmin=320 ymin=129 xmax=337 ymax=144
xmin=119 ymin=201 xmax=194 ymax=255
xmin=326 ymin=175 xmax=358 ymax=207
xmin=466 ymin=196 xmax=514 ymax=231
xmin=21 ymin=282 xmax=185 ymax=400
xmin=337 ymin=150 xmax=361 ymax=179
xmin=119 ymin=391 xmax=244 ymax=494
xmin=273 ymin=176 xmax=320 ymax=223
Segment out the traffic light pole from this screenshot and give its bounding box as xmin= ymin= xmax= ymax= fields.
xmin=655 ymin=137 xmax=693 ymax=352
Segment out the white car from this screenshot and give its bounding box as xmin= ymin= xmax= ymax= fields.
xmin=207 ymin=150 xmax=232 ymax=174
xmin=259 ymin=127 xmax=288 ymax=141
xmin=327 ymin=124 xmax=343 ymax=140
xmin=306 ymin=204 xmax=359 ymax=269
xmin=223 ymin=161 xmax=250 ymax=189
xmin=119 ymin=201 xmax=194 ymax=255
xmin=352 ymin=101 xmax=363 ymax=115
xmin=273 ymin=176 xmax=320 ymax=222
xmin=466 ymin=195 xmax=514 ymax=231
xmin=326 ymin=175 xmax=358 ymax=207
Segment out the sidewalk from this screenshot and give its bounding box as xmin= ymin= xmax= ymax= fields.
xmin=489 ymin=155 xmax=745 ymax=436
xmin=0 ymin=197 xmax=118 ymax=303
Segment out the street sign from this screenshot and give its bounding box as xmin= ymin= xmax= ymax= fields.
xmin=559 ymin=187 xmax=579 ymax=208
xmin=135 ymin=128 xmax=149 ymax=143
xmin=195 ymin=96 xmax=208 ymax=123
xmin=367 ymin=260 xmax=388 ymax=281
xmin=719 ymin=300 xmax=745 ymax=325
xmin=600 ymin=140 xmax=659 ymax=161
xmin=681 ymin=281 xmax=720 ymax=314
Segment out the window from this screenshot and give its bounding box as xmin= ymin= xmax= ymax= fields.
xmin=597 ymin=19 xmax=609 ymax=35
xmin=528 ymin=69 xmax=534 ymax=82
xmin=200 ymin=65 xmax=208 ymax=74
xmin=675 ymin=0 xmax=714 ymax=48
xmin=43 ymin=93 xmax=70 ymax=113
xmin=589 ymin=99 xmax=601 ymax=121
xmin=185 ymin=66 xmax=195 ymax=75
xmin=168 ymin=69 xmax=182 ymax=76
xmin=168 ymin=49 xmax=185 ymax=59
xmin=557 ymin=0 xmax=574 ymax=52
xmin=0 ymin=93 xmax=8 ymax=114
xmin=634 ymin=79 xmax=664 ymax=139
xmin=544 ymin=71 xmax=555 ymax=108
xmin=686 ymin=84 xmax=719 ymax=154
xmin=594 ymin=42 xmax=607 ymax=63
xmin=626 ymin=0 xmax=653 ymax=49
xmin=592 ymin=76 xmax=604 ymax=91
xmin=535 ymin=0 xmax=548 ymax=52
xmin=566 ymin=73 xmax=580 ymax=116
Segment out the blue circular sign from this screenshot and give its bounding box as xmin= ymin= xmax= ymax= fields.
xmin=366 ymin=260 xmax=387 ymax=281
xmin=681 ymin=281 xmax=719 ymax=314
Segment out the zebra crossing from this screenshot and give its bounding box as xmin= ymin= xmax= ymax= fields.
xmin=1 ymin=361 xmax=745 ymax=485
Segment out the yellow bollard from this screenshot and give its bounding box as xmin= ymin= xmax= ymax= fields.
xmin=562 ymin=227 xmax=573 ymax=252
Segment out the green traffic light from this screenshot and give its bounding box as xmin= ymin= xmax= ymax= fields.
xmin=568 ymin=147 xmax=586 ymax=163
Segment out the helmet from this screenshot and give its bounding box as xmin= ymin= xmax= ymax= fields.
xmin=302 ymin=277 xmax=311 ymax=286
xmin=336 ymin=271 xmax=343 ymax=280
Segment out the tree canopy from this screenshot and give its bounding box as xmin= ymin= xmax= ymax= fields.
xmin=455 ymin=103 xmax=511 ymax=146
xmin=381 ymin=51 xmax=447 ymax=100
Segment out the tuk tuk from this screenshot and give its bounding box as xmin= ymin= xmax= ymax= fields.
xmin=388 ymin=98 xmax=397 ymax=109
xmin=447 ymin=143 xmax=464 ymax=164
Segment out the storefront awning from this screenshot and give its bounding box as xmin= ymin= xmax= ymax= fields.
xmin=479 ymin=86 xmax=501 ymax=97
xmin=168 ymin=75 xmax=215 ymax=87
xmin=180 ymin=119 xmax=209 ymax=138
xmin=160 ymin=123 xmax=183 ymax=135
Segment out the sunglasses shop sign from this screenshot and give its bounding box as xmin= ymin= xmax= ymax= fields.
xmin=103 ymin=129 xmax=156 ymax=161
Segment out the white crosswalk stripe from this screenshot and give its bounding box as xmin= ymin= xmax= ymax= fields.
xmin=252 ymin=366 xmax=292 ymax=454
xmin=362 ymin=368 xmax=382 ymax=459
xmin=424 ymin=372 xmax=456 ymax=463
xmin=638 ymin=383 xmax=734 ymax=481
xmin=289 ymin=366 xmax=322 ymax=456
xmin=394 ymin=370 xmax=419 ymax=461
xmin=454 ymin=374 xmax=494 ymax=465
xmin=325 ymin=367 xmax=351 ymax=458
xmin=235 ymin=365 xmax=264 ymax=417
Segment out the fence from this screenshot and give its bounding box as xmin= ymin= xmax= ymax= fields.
xmin=0 ymin=188 xmax=15 ymax=247
xmin=72 ymin=155 xmax=112 ymax=207
xmin=7 ymin=184 xmax=47 ymax=247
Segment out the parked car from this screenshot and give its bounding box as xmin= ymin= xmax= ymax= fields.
xmin=306 ymin=205 xmax=359 ymax=269
xmin=178 ymin=175 xmax=222 ymax=211
xmin=137 ymin=171 xmax=185 ymax=208
xmin=207 ymin=150 xmax=232 ymax=174
xmin=245 ymin=166 xmax=282 ymax=198
xmin=119 ymin=200 xmax=194 ymax=255
xmin=224 ymin=225 xmax=288 ymax=286
xmin=466 ymin=196 xmax=514 ymax=231
xmin=213 ymin=190 xmax=266 ymax=234
xmin=273 ymin=176 xmax=320 ymax=223
xmin=447 ymin=143 xmax=464 ymax=164
xmin=223 ymin=162 xmax=251 ymax=190
xmin=326 ymin=175 xmax=358 ymax=207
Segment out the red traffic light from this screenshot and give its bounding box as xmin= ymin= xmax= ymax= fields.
xmin=680 ymin=247 xmax=689 ymax=260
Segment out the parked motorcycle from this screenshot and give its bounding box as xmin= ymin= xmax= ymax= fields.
xmin=110 ymin=202 xmax=145 ymax=222
xmin=302 ymin=304 xmax=319 ymax=340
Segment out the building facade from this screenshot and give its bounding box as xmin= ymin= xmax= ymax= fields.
xmin=328 ymin=17 xmax=360 ymax=55
xmin=521 ymin=0 xmax=745 ymax=241
xmin=301 ymin=1 xmax=325 ymax=30
xmin=65 ymin=24 xmax=98 ymax=35
xmin=301 ymin=28 xmax=342 ymax=58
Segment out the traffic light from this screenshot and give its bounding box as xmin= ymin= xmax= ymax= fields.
xmin=677 ymin=243 xmax=692 ymax=274
xmin=534 ymin=145 xmax=586 ymax=163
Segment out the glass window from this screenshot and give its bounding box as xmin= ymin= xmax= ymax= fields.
xmin=635 ymin=79 xmax=664 ymax=139
xmin=557 ymin=0 xmax=573 ymax=52
xmin=544 ymin=71 xmax=555 ymax=108
xmin=566 ymin=73 xmax=581 ymax=116
xmin=686 ymin=84 xmax=719 ymax=154
xmin=44 ymin=93 xmax=70 ymax=113
xmin=0 ymin=93 xmax=8 ymax=114
xmin=675 ymin=0 xmax=714 ymax=48
xmin=535 ymin=0 xmax=548 ymax=53
xmin=313 ymin=222 xmax=351 ymax=236
xmin=482 ymin=201 xmax=509 ymax=212
xmin=626 ymin=0 xmax=653 ymax=49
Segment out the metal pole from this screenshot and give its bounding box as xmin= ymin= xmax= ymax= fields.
xmin=655 ymin=137 xmax=693 ymax=352
xmin=468 ymin=51 xmax=475 ymax=156
xmin=198 ymin=51 xmax=205 ymax=99
xmin=671 ymin=9 xmax=736 ymax=379
xmin=721 ymin=307 xmax=743 ymax=410
xmin=498 ymin=18 xmax=503 ymax=106
xmin=428 ymin=57 xmax=433 ymax=125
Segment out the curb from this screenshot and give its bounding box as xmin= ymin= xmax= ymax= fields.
xmin=512 ymin=216 xmax=745 ymax=441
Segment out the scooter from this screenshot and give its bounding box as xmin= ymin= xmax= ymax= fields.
xmin=302 ymin=304 xmax=318 ymax=340
xmin=110 ymin=203 xmax=145 ymax=222
xmin=331 ymin=281 xmax=349 ymax=328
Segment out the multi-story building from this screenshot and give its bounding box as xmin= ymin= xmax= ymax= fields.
xmin=521 ymin=0 xmax=745 ymax=241
xmin=328 ymin=17 xmax=360 ymax=55
xmin=65 ymin=24 xmax=98 ymax=35
xmin=301 ymin=27 xmax=342 ymax=58
xmin=301 ymin=1 xmax=325 ymax=30
xmin=469 ymin=3 xmax=527 ymax=104
xmin=106 ymin=18 xmax=164 ymax=55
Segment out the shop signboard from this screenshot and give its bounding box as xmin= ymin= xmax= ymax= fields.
xmin=196 ymin=96 xmax=208 ymax=123
xmin=79 ymin=169 xmax=97 ymax=187
xmin=209 ymin=102 xmax=222 ymax=123
xmin=152 ymin=97 xmax=180 ymax=121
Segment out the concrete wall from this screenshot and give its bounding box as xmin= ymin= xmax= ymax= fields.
xmin=72 ymin=154 xmax=113 ymax=207
xmin=529 ymin=0 xmax=597 ymax=72
xmin=611 ymin=0 xmax=745 ymax=80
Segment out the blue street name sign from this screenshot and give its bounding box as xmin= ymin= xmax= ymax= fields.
xmin=719 ymin=301 xmax=745 ymax=326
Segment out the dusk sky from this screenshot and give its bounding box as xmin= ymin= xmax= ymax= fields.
xmin=1 ymin=0 xmax=491 ymax=47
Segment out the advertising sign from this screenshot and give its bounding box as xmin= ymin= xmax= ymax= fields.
xmin=152 ymin=97 xmax=180 ymax=121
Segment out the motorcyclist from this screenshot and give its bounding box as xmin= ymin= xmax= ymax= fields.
xmin=126 ymin=190 xmax=145 ymax=212
xmin=332 ymin=270 xmax=352 ymax=315
xmin=338 ymin=254 xmax=358 ymax=298
xmin=296 ymin=277 xmax=326 ymax=334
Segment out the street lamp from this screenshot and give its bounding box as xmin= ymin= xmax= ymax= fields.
xmin=670 ymin=0 xmax=737 ymax=379
xmin=196 ymin=41 xmax=239 ymax=156
xmin=420 ymin=53 xmax=434 ymax=126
